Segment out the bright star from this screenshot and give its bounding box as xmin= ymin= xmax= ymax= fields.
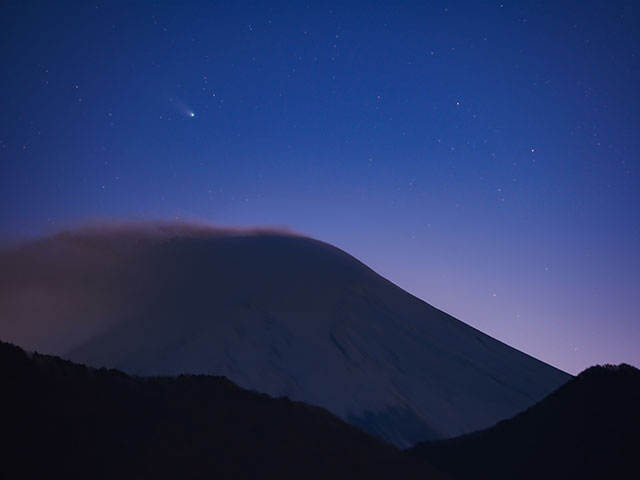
xmin=190 ymin=112 xmax=195 ymax=117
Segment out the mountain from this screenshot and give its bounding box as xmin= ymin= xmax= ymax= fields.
xmin=0 ymin=222 xmax=570 ymax=447
xmin=0 ymin=340 xmax=443 ymax=480
xmin=408 ymin=364 xmax=640 ymax=479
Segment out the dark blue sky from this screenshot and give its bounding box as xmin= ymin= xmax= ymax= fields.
xmin=2 ymin=1 xmax=639 ymax=373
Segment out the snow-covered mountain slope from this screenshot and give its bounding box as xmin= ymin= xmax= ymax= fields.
xmin=0 ymin=223 xmax=571 ymax=447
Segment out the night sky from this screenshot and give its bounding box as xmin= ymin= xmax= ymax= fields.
xmin=2 ymin=1 xmax=639 ymax=374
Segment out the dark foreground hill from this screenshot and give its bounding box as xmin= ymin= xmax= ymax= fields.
xmin=0 ymin=340 xmax=442 ymax=480
xmin=408 ymin=363 xmax=640 ymax=479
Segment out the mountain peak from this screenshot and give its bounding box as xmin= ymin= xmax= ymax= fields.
xmin=0 ymin=222 xmax=570 ymax=447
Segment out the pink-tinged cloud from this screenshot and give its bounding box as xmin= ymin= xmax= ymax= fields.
xmin=0 ymin=221 xmax=304 ymax=354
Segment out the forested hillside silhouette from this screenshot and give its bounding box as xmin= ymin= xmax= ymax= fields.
xmin=1 ymin=340 xmax=442 ymax=479
xmin=409 ymin=363 xmax=640 ymax=479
